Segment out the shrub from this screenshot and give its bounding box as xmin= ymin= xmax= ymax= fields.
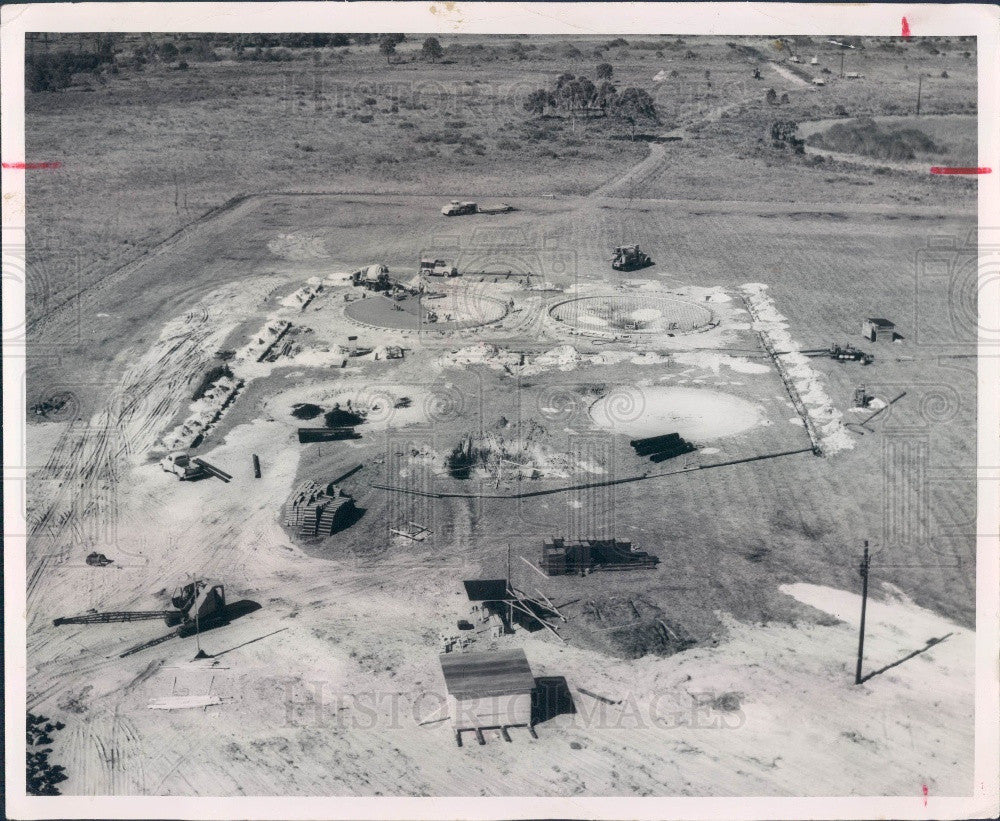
xmin=806 ymin=117 xmax=941 ymax=161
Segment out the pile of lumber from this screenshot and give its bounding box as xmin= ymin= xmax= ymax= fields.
xmin=283 ymin=480 xmax=356 ymax=538
xmin=629 ymin=432 xmax=696 ymax=463
xmin=297 ymin=427 xmax=361 ymax=444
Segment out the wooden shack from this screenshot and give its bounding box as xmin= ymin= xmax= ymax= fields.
xmin=862 ymin=317 xmax=895 ymax=342
xmin=439 ymin=649 xmax=535 ymax=744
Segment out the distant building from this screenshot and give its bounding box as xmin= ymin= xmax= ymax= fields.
xmin=863 ymin=317 xmax=895 ymax=342
xmin=439 ymin=649 xmax=535 ymax=744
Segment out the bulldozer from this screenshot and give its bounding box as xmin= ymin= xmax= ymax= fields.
xmin=611 ymin=244 xmax=654 ymax=271
xmin=53 ymin=579 xmax=234 ymax=657
xmin=161 ymin=451 xmax=232 ymax=482
xmin=161 ymin=451 xmax=206 ymax=480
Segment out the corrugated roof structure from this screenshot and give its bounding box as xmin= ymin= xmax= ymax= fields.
xmin=439 ymin=649 xmax=534 ymax=699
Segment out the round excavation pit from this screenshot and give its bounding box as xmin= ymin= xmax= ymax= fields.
xmin=344 ymin=289 xmax=508 ymax=331
xmin=589 ymin=386 xmax=765 ymax=441
xmin=549 ymin=293 xmax=714 ymax=337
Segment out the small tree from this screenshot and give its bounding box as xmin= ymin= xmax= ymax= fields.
xmin=523 ymin=88 xmax=554 ymax=115
xmin=770 ymin=120 xmax=804 ymax=153
xmin=594 ymin=80 xmax=618 ymax=114
xmin=612 ymin=87 xmax=659 ymax=140
xmin=765 ymin=87 xmax=778 ymax=105
xmin=159 ymin=41 xmax=179 ymax=62
xmin=378 ymin=35 xmax=398 ymax=64
xmin=596 ymin=62 xmax=613 ymax=80
xmin=422 ymin=37 xmax=443 ymax=62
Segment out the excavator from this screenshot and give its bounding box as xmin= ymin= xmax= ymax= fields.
xmin=53 ymin=580 xmax=234 ymax=657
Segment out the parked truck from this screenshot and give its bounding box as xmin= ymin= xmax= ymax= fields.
xmin=441 ymin=200 xmax=478 ymax=216
xmin=420 ymin=257 xmax=460 ymax=277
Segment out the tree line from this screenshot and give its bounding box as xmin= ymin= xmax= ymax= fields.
xmin=523 ymin=70 xmax=660 ymax=139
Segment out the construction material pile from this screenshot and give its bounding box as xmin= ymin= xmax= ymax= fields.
xmin=629 ymin=432 xmax=696 ymax=463
xmin=283 ymin=480 xmax=356 ymax=538
xmin=540 ymin=538 xmax=660 ymax=576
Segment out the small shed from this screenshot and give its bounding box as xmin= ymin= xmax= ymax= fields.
xmin=863 ymin=317 xmax=895 ymax=342
xmin=439 ymin=649 xmax=535 ymax=742
xmin=462 ymin=579 xmax=512 ymax=636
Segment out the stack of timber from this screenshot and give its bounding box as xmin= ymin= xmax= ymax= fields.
xmin=283 ymin=480 xmax=356 ymax=538
xmin=629 ymin=432 xmax=696 ymax=462
xmin=540 ymin=538 xmax=659 ymax=576
xmin=297 ymin=427 xmax=362 ymax=444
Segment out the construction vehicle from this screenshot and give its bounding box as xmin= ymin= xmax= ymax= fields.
xmin=441 ymin=200 xmax=477 ymax=217
xmin=476 ymin=202 xmax=515 ymax=215
xmin=161 ymin=451 xmax=232 ymax=482
xmin=420 ymin=257 xmax=460 ymax=277
xmin=827 ymin=343 xmax=873 ymax=364
xmin=161 ymin=451 xmax=207 ymax=480
xmin=351 ymin=264 xmax=392 ymax=292
xmin=798 ymin=344 xmax=874 ymax=365
xmin=53 ymin=580 xmax=231 ymax=657
xmin=611 ymin=244 xmax=654 ymax=271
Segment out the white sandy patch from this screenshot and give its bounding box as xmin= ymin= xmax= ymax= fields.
xmin=589 ymin=385 xmax=766 ymax=441
xmin=740 ymin=283 xmax=852 ymax=455
xmin=674 ymin=351 xmax=770 ymax=375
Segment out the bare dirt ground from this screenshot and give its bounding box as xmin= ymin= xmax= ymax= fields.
xmin=21 ymin=34 xmax=978 ymax=798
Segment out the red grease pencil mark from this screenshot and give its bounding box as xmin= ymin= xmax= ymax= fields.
xmin=2 ymin=161 xmax=62 ymax=170
xmin=931 ymin=166 xmax=992 ymax=175
xmin=922 ymin=784 xmax=928 ymax=806
xmin=902 ymin=17 xmax=911 ymax=39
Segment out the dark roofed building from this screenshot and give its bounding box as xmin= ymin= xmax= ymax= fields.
xmin=462 ymin=579 xmax=513 ymax=602
xmin=863 ymin=317 xmax=895 ymax=342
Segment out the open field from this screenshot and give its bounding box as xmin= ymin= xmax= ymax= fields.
xmin=20 ymin=33 xmax=979 ymax=798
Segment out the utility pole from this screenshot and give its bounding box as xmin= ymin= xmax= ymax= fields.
xmin=840 ymin=51 xmax=845 ymax=78
xmin=506 ymin=543 xmax=513 ymax=631
xmin=916 ymin=74 xmax=923 ymax=116
xmin=855 ymin=542 xmax=871 ymax=685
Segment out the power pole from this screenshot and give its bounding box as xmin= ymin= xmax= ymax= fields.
xmin=916 ymin=74 xmax=923 ymax=116
xmin=840 ymin=51 xmax=845 ymax=78
xmin=855 ymin=542 xmax=870 ymax=685
xmin=506 ymin=543 xmax=513 ymax=632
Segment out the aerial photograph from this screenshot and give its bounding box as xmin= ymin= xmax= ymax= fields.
xmin=17 ymin=27 xmax=982 ymax=800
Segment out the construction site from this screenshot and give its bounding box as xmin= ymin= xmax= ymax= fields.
xmin=15 ymin=27 xmax=987 ymax=804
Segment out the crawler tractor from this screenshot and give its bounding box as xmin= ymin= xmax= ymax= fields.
xmin=611 ymin=244 xmax=654 ymax=271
